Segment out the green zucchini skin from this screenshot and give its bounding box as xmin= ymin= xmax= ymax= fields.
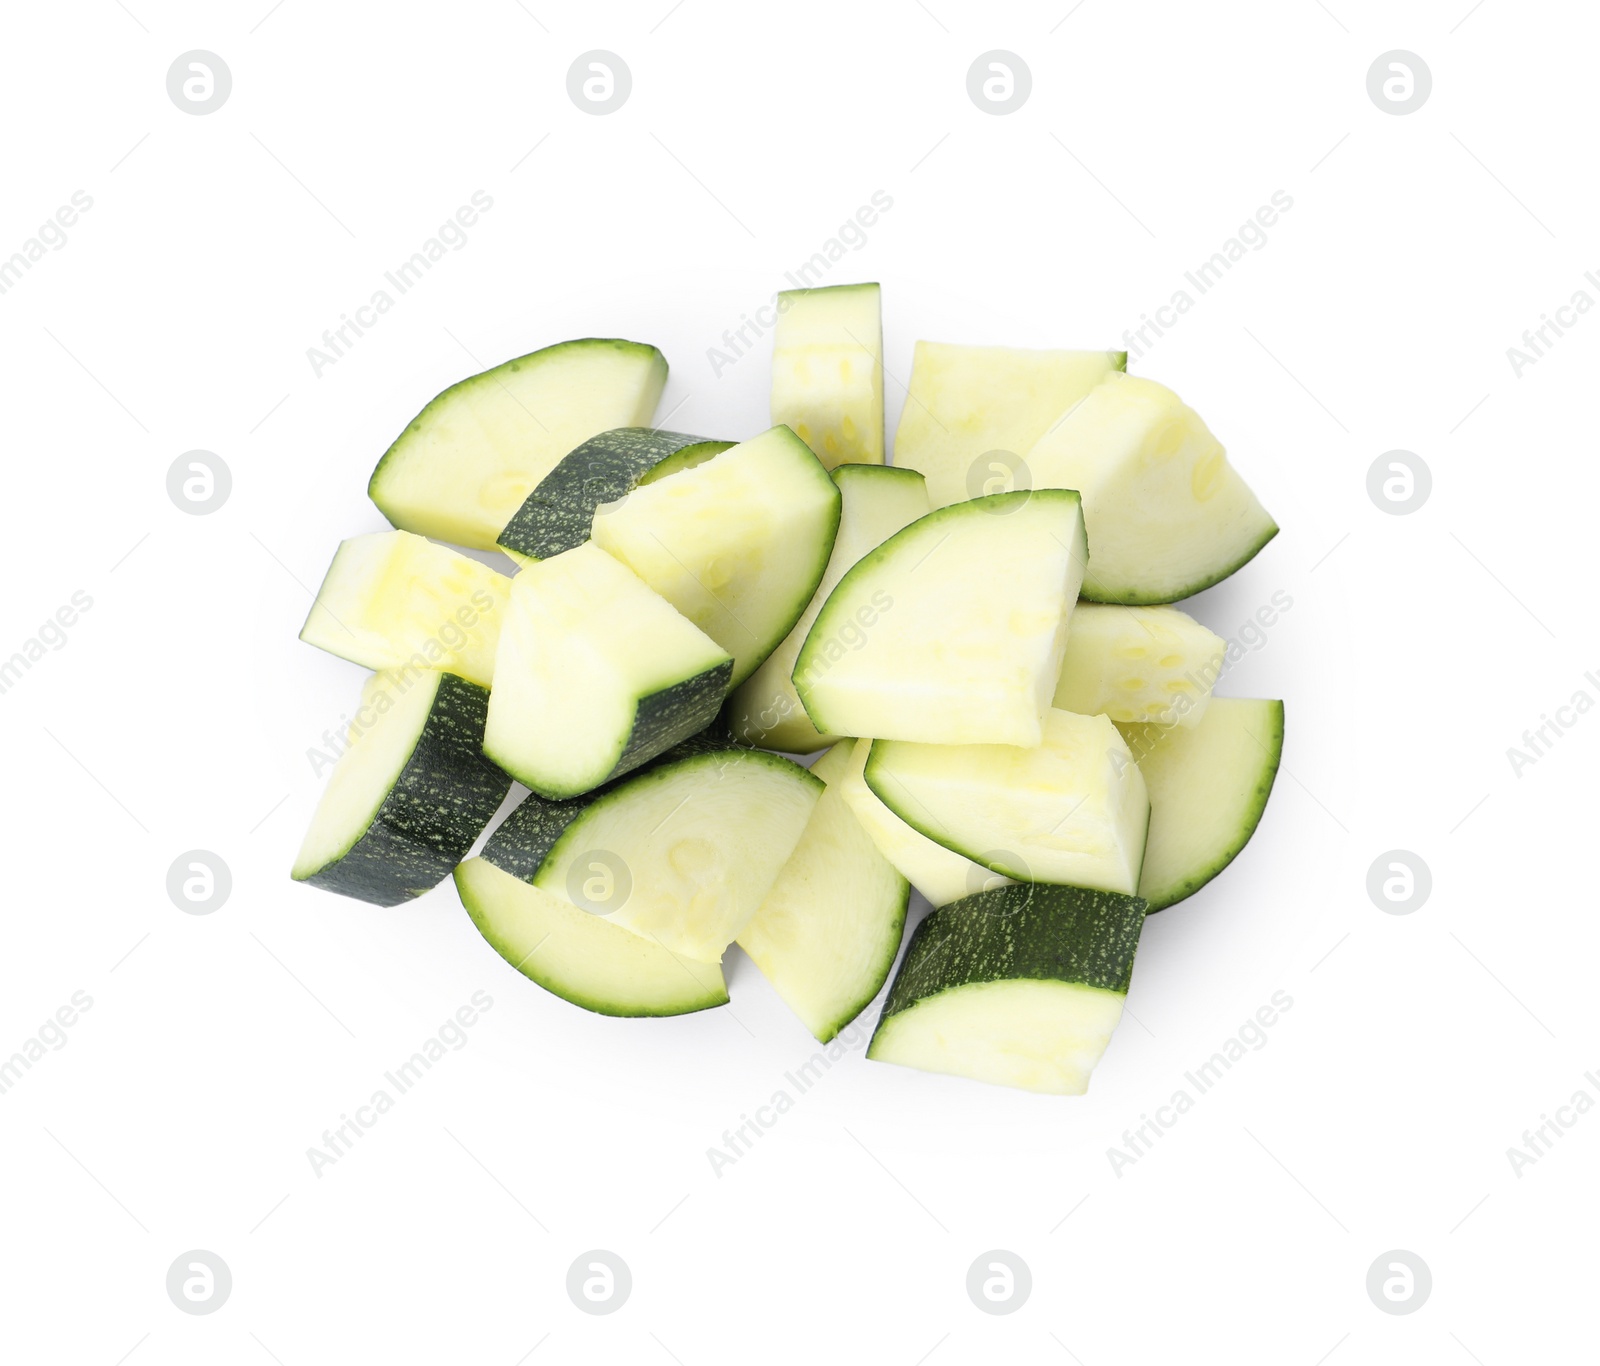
xmin=497 ymin=428 xmax=732 ymax=561
xmin=481 ymin=723 xmax=741 ymax=882
xmin=604 ymin=660 xmax=735 ymax=791
xmin=298 ymin=674 xmax=512 ymax=907
xmin=875 ymin=883 xmax=1147 ymax=1027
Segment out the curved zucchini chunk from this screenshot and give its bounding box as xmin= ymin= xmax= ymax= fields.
xmin=868 ymin=883 xmax=1148 ymax=1095
xmin=455 ymin=858 xmax=727 ymax=1017
xmin=299 ymin=531 xmax=510 ymax=689
xmin=482 ymin=738 xmax=822 ymax=963
xmin=770 ymin=282 xmax=883 ymax=468
xmin=1025 ymin=373 xmax=1277 ymax=603
xmin=892 ymin=341 xmax=1125 ymax=508
xmin=727 ymin=464 xmax=929 ymax=752
xmin=497 ymin=427 xmax=732 ymax=562
xmin=292 ymin=671 xmax=511 ymax=906
xmin=865 ymin=709 xmax=1149 ymax=897
xmin=835 ymin=738 xmax=1010 ymax=908
xmin=793 ymin=489 xmax=1087 ymax=747
xmin=737 ymin=741 xmax=910 ymax=1042
xmin=1054 ymin=603 xmax=1226 ymax=727
xmin=1118 ymin=697 xmax=1284 ymax=911
xmin=483 ymin=543 xmax=732 ymax=800
xmin=590 ymin=425 xmax=841 ymax=687
xmin=368 ymin=338 xmax=667 ymax=550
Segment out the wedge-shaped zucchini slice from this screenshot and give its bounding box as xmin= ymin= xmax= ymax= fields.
xmin=482 ymin=738 xmax=822 ymax=962
xmin=770 ymin=282 xmax=883 ymax=468
xmin=496 ymin=427 xmax=732 ymax=562
xmin=483 ymin=543 xmax=733 ymax=799
xmin=1054 ymin=603 xmax=1225 ymax=727
xmin=292 ymin=671 xmax=511 ymax=906
xmin=299 ymin=531 xmax=511 ymax=688
xmin=369 ymin=338 xmax=667 ymax=550
xmin=1118 ymin=697 xmax=1284 ymax=911
xmin=590 ymin=426 xmax=840 ymax=687
xmin=868 ymin=883 xmax=1148 ymax=1095
xmin=835 ymin=738 xmax=1011 ymax=908
xmin=1025 ymin=373 xmax=1277 ymax=603
xmin=866 ymin=709 xmax=1148 ymax=897
xmin=892 ymin=341 xmax=1125 ymax=508
xmin=793 ymin=489 xmax=1087 ymax=747
xmin=737 ymin=741 xmax=910 ymax=1042
xmin=728 ymin=464 xmax=929 ymax=752
xmin=455 ymin=857 xmax=727 ymax=1017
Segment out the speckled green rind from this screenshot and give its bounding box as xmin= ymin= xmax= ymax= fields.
xmin=496 ymin=428 xmax=733 ymax=561
xmin=604 ymin=659 xmax=735 ymax=788
xmin=871 ymin=883 xmax=1147 ymax=1035
xmin=481 ymin=722 xmax=743 ymax=883
xmin=1119 ymin=699 xmax=1284 ymax=911
xmin=1079 ymin=522 xmax=1280 ymax=605
xmin=296 ymin=674 xmax=512 ymax=907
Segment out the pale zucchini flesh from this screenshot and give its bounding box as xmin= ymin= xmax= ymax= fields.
xmin=369 ymin=338 xmax=667 ymax=550
xmin=836 ymin=738 xmax=1012 ymax=908
xmin=1025 ymin=373 xmax=1277 ymax=603
xmin=590 ymin=426 xmax=841 ymax=688
xmin=727 ymin=464 xmax=929 ymax=752
xmin=865 ymin=709 xmax=1149 ymax=897
xmin=1118 ymin=697 xmax=1284 ymax=911
xmin=299 ymin=531 xmax=510 ymax=689
xmin=456 ymin=857 xmax=727 ymax=1017
xmin=737 ymin=741 xmax=910 ymax=1042
xmin=1054 ymin=603 xmax=1225 ymax=726
xmin=793 ymin=489 xmax=1087 ymax=747
xmin=771 ymin=282 xmax=884 ymax=468
xmin=482 ymin=543 xmax=733 ymax=799
xmin=868 ymin=883 xmax=1147 ymax=1095
xmin=892 ymin=341 xmax=1126 ymax=508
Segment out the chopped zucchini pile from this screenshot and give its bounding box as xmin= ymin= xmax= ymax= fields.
xmin=291 ymin=283 xmax=1283 ymax=1097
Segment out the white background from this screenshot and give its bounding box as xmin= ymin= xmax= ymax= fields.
xmin=0 ymin=1 xmax=1593 ymax=1361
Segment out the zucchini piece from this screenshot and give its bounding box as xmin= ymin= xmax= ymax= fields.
xmin=1118 ymin=697 xmax=1284 ymax=911
xmin=1054 ymin=603 xmax=1225 ymax=726
xmin=892 ymin=341 xmax=1125 ymax=508
xmin=292 ymin=671 xmax=511 ymax=906
xmin=867 ymin=883 xmax=1147 ymax=1095
xmin=836 ymin=738 xmax=1011 ymax=908
xmin=299 ymin=531 xmax=511 ymax=689
xmin=865 ymin=709 xmax=1148 ymax=897
xmin=770 ymin=282 xmax=884 ymax=468
xmin=454 ymin=857 xmax=727 ymax=1017
xmin=736 ymin=741 xmax=910 ymax=1042
xmin=496 ymin=427 xmax=732 ymax=562
xmin=793 ymin=489 xmax=1087 ymax=747
xmin=1025 ymin=373 xmax=1277 ymax=603
xmin=590 ymin=426 xmax=841 ymax=687
xmin=727 ymin=464 xmax=929 ymax=752
xmin=482 ymin=543 xmax=733 ymax=799
xmin=482 ymin=740 xmax=822 ymax=962
xmin=368 ymin=338 xmax=667 ymax=551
